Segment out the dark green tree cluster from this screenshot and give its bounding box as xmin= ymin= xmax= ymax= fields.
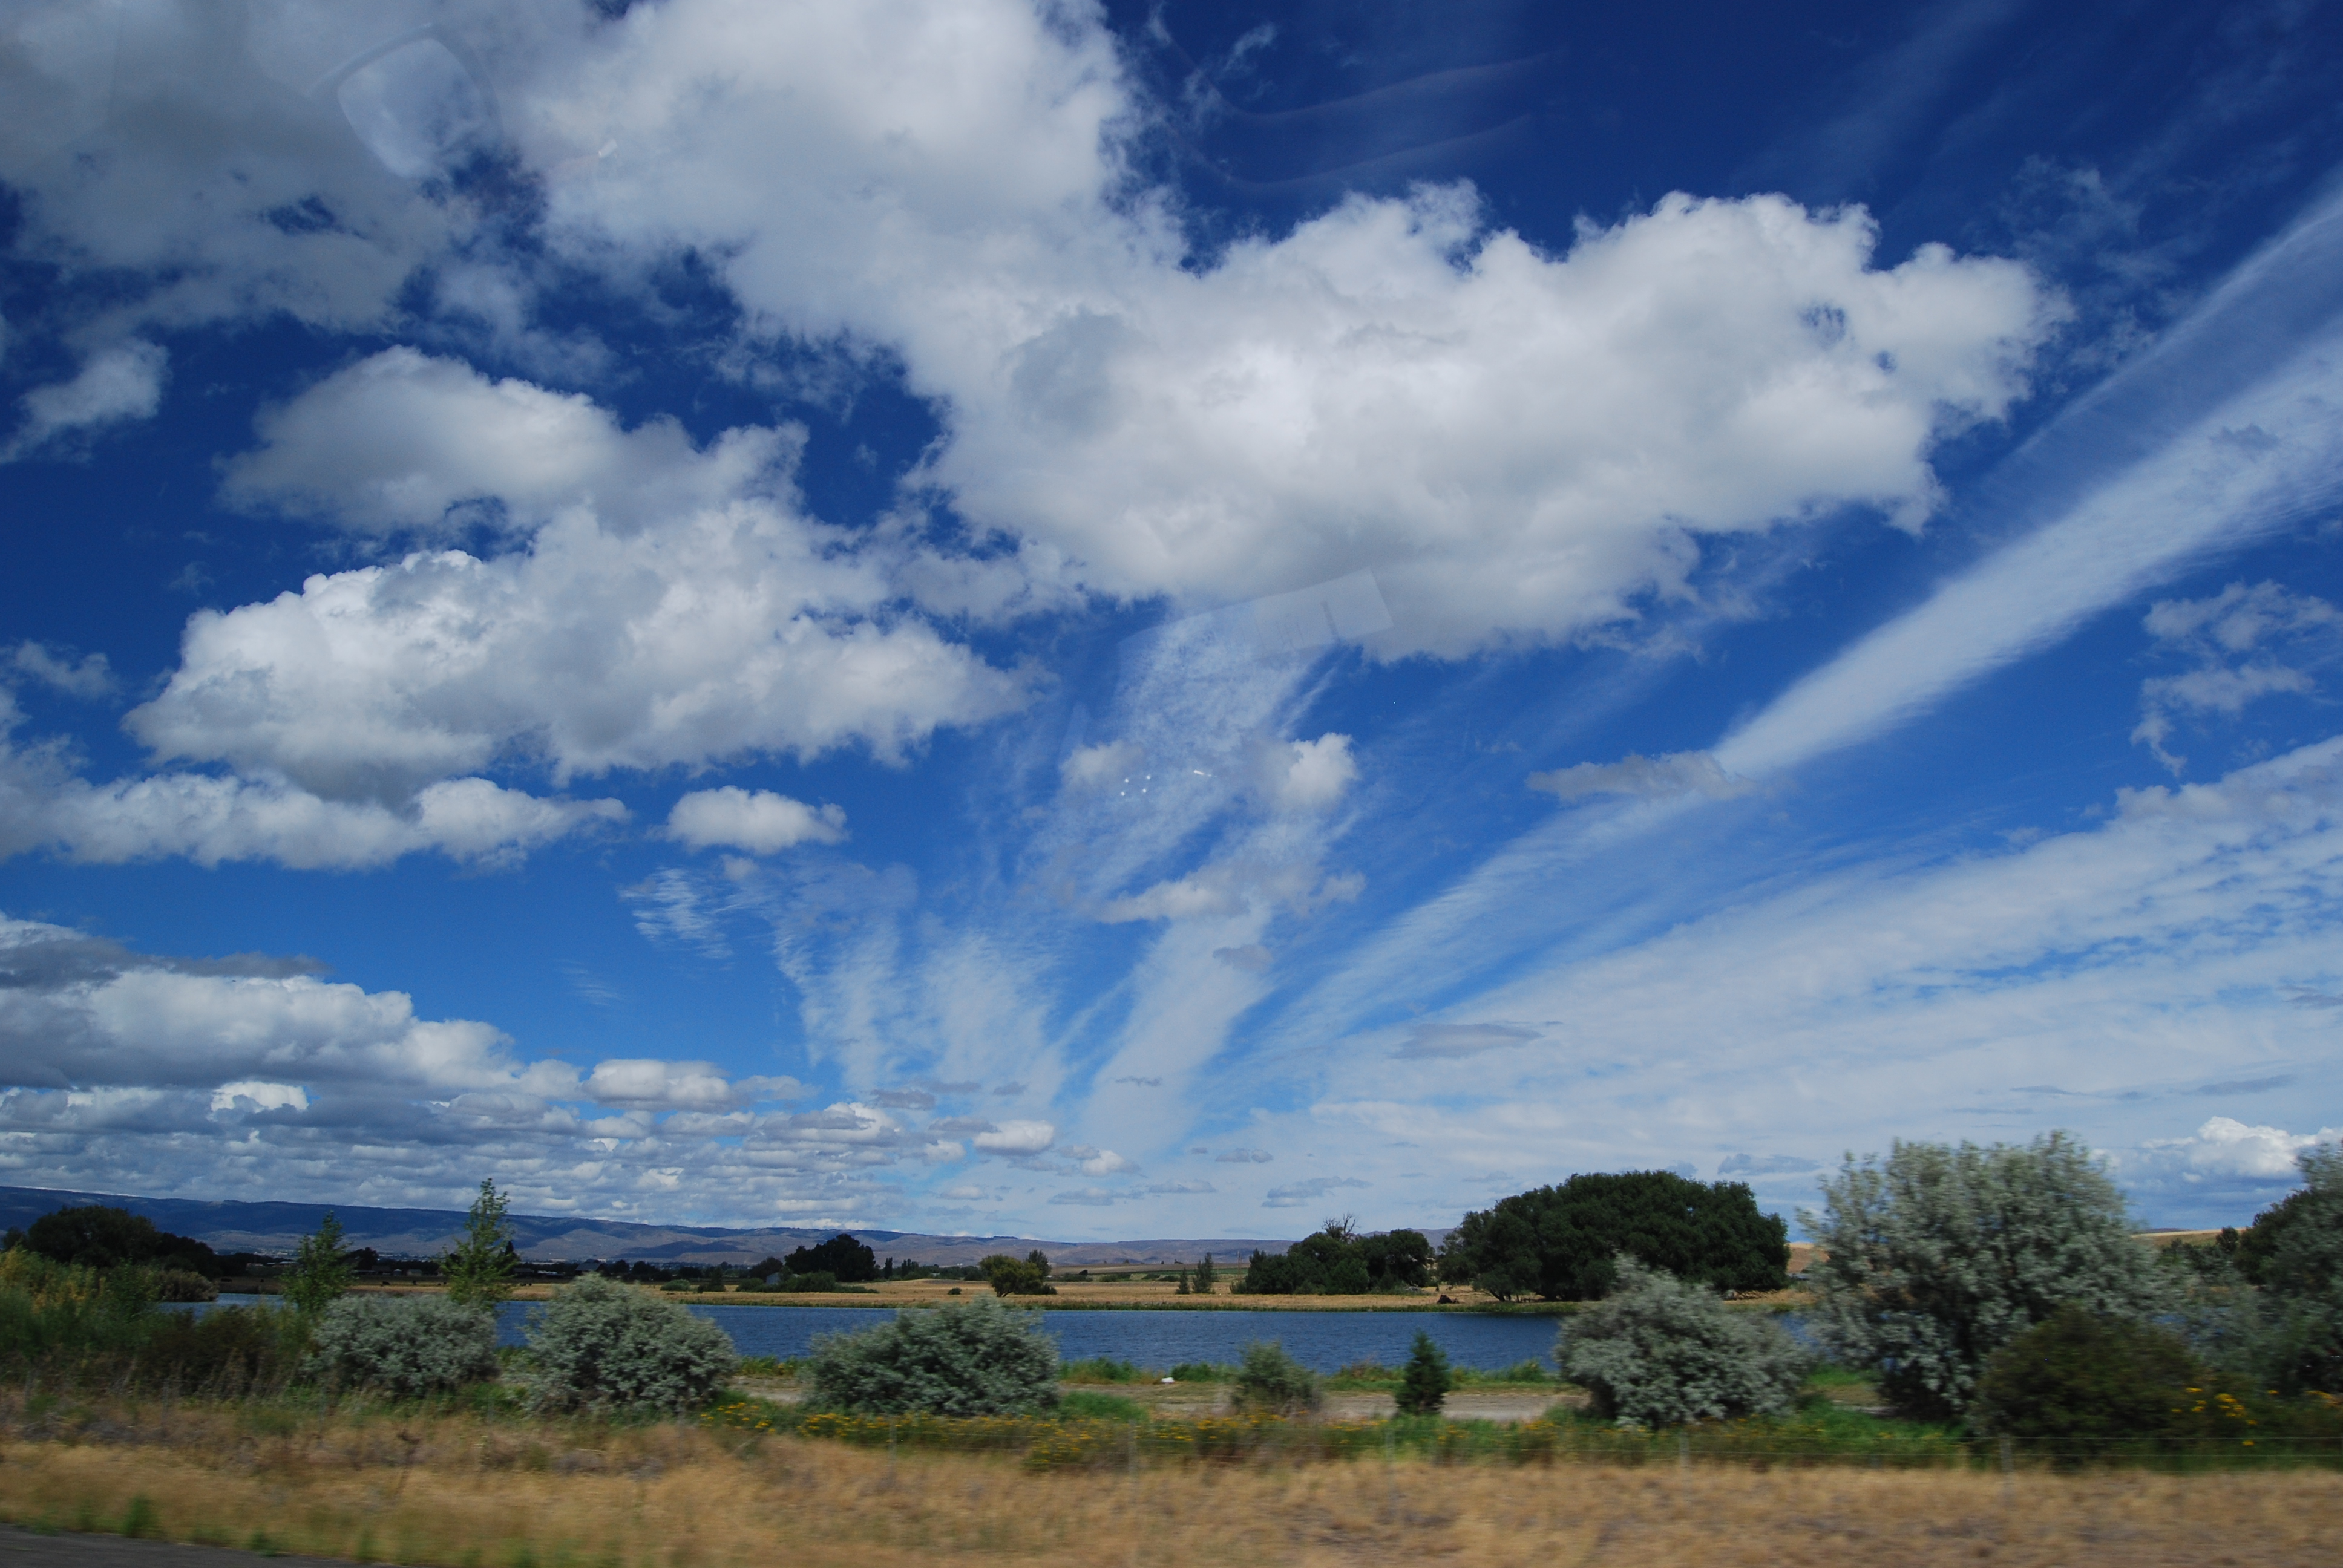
xmin=1438 ymin=1172 xmax=1787 ymax=1301
xmin=10 ymin=1206 xmax=220 ymax=1276
xmin=786 ymin=1233 xmax=880 ymax=1283
xmin=980 ymin=1249 xmax=1056 ymax=1295
xmin=1237 ymin=1221 xmax=1434 ymax=1295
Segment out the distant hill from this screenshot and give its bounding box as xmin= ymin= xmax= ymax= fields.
xmin=0 ymin=1184 xmax=1303 ymax=1268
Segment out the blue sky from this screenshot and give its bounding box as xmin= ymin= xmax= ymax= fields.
xmin=3 ymin=0 xmax=2341 ymax=1239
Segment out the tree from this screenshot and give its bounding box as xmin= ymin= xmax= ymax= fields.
xmin=1558 ymin=1257 xmax=1809 ymax=1428
xmin=784 ymin=1233 xmax=879 ymax=1283
xmin=1440 ymin=1172 xmax=1788 ymax=1302
xmin=283 ymin=1210 xmax=353 ymax=1317
xmin=442 ymin=1180 xmax=516 ymax=1309
xmin=1395 ymin=1330 xmax=1452 ymax=1416
xmin=980 ymin=1251 xmax=1055 ymax=1295
xmin=22 ymin=1206 xmax=219 ymax=1275
xmin=1801 ymin=1132 xmax=2168 ymax=1418
xmin=1236 ymin=1224 xmax=1433 ymax=1295
xmin=1193 ymin=1253 xmax=1217 ymax=1293
xmin=805 ymin=1298 xmax=1058 ymax=1416
xmin=2247 ymin=1142 xmax=2343 ymax=1393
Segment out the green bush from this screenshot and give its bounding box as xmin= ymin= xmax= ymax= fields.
xmin=526 ymin=1276 xmax=737 ymax=1413
xmin=142 ymin=1305 xmax=300 ymax=1394
xmin=0 ymin=1247 xmax=160 ymax=1368
xmin=1559 ymin=1257 xmax=1810 ymax=1428
xmin=1232 ymin=1341 xmax=1321 ymax=1414
xmin=805 ymin=1300 xmax=1059 ymax=1416
xmin=1395 ymin=1330 xmax=1452 ymax=1416
xmin=1440 ymin=1173 xmax=1787 ymax=1301
xmin=20 ymin=1207 xmax=219 ymax=1275
xmin=303 ymin=1294 xmax=500 ymax=1397
xmin=1168 ymin=1361 xmax=1233 ymax=1383
xmin=1970 ymin=1304 xmax=2197 ymax=1458
xmin=1063 ymin=1356 xmax=1144 ymax=1382
xmin=1803 ymin=1132 xmax=2168 ymax=1417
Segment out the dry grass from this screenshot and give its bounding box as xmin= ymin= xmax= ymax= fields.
xmin=1 ymin=1399 xmax=2338 ymax=1567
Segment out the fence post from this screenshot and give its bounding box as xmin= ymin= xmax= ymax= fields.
xmin=1999 ymin=1434 xmax=2013 ymax=1503
xmin=1677 ymin=1428 xmax=1689 ymax=1478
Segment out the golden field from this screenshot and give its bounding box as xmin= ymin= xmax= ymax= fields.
xmin=2 ymin=1397 xmax=2338 ymax=1567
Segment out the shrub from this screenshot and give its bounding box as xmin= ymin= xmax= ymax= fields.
xmin=0 ymin=1248 xmax=159 ymax=1368
xmin=805 ymin=1300 xmax=1059 ymax=1416
xmin=303 ymin=1294 xmax=500 ymax=1397
xmin=1970 ymin=1304 xmax=2198 ymax=1457
xmin=1168 ymin=1361 xmax=1232 ymax=1383
xmin=1559 ymin=1256 xmax=1810 ymax=1428
xmin=1395 ymin=1330 xmax=1452 ymax=1416
xmin=1440 ymin=1174 xmax=1787 ymax=1301
xmin=143 ymin=1304 xmax=300 ymax=1394
xmin=154 ymin=1269 xmax=218 ymax=1303
xmin=1233 ymin=1341 xmax=1322 ymax=1414
xmin=1064 ymin=1356 xmax=1143 ymax=1383
xmin=527 ymin=1276 xmax=736 ymax=1413
xmin=1801 ymin=1132 xmax=2169 ymax=1418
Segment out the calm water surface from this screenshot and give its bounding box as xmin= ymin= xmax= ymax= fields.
xmin=206 ymin=1295 xmax=1815 ymax=1372
xmin=214 ymin=1295 xmax=1563 ymax=1371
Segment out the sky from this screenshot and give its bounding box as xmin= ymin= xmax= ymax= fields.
xmin=2 ymin=0 xmax=2342 ymax=1242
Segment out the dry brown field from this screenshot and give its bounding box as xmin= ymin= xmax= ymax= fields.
xmin=2 ymin=1398 xmax=2336 ymax=1567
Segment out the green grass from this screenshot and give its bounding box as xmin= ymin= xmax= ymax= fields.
xmin=1061 ymin=1356 xmax=1147 ymax=1383
xmin=1057 ymin=1390 xmax=1147 ymax=1421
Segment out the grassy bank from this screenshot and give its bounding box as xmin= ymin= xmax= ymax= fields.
xmin=3 ymin=1394 xmax=2339 ymax=1567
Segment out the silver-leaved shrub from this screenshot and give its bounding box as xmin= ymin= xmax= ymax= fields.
xmin=1801 ymin=1131 xmax=2168 ymax=1417
xmin=1559 ymin=1256 xmax=1809 ymax=1427
xmin=302 ymin=1293 xmax=499 ymax=1397
xmin=805 ymin=1299 xmax=1058 ymax=1416
xmin=526 ymin=1275 xmax=736 ymax=1413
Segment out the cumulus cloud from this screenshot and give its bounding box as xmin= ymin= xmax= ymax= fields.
xmin=972 ymin=1119 xmax=1055 ymax=1155
xmin=4 ymin=342 xmax=168 ymax=459
xmin=1259 ymin=734 xmax=1358 ymax=812
xmin=523 ymin=4 xmax=2048 ymax=656
xmin=667 ymin=788 xmax=848 ymax=855
xmin=580 ymin=1059 xmax=802 ymax=1112
xmin=1394 ymin=1022 xmax=1541 ymax=1059
xmin=1049 ymin=1186 xmax=1119 ymax=1206
xmin=221 ymin=348 xmax=785 ymax=539
xmin=1263 ymin=1175 xmax=1369 ymax=1207
xmin=8 ymin=643 xmax=115 ymax=699
xmin=1529 ymin=751 xmax=1754 ymax=803
xmin=1068 ymin=1146 xmax=1138 ymax=1176
xmin=2133 ymin=583 xmax=2343 ymax=773
xmin=2141 ymin=1116 xmax=2343 ymax=1180
xmin=0 ymin=702 xmax=626 ymax=868
xmin=1214 ymin=1148 xmax=1274 ymax=1164
xmin=116 ymin=352 xmax=1032 ymax=818
xmin=1145 ymin=1179 xmax=1216 ymax=1195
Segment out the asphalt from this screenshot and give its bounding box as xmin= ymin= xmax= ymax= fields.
xmin=0 ymin=1529 xmax=342 ymax=1568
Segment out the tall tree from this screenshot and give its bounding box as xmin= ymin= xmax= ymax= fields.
xmin=1801 ymin=1132 xmax=2166 ymax=1417
xmin=283 ymin=1210 xmax=353 ymax=1316
xmin=1439 ymin=1172 xmax=1787 ymax=1301
xmin=442 ymin=1179 xmax=516 ymax=1309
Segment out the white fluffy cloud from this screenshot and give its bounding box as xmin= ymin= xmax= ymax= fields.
xmin=0 ymin=693 xmax=624 ymax=868
xmin=221 ymin=348 xmax=783 ymax=539
xmin=666 ymin=788 xmax=847 ymax=855
xmin=132 ymin=351 xmax=1030 ymax=804
xmin=1262 ymin=734 xmax=1357 ymax=812
xmin=528 ymin=1 xmax=2051 ymax=655
xmin=580 ymin=1059 xmax=802 ymax=1112
xmin=2134 ymin=583 xmax=2343 ymax=773
xmin=2141 ymin=1117 xmax=2343 ymax=1180
xmin=5 ymin=341 xmax=167 ymax=457
xmin=972 ymin=1119 xmax=1055 ymax=1155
